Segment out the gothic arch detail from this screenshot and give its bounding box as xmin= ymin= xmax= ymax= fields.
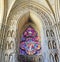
xmin=0 ymin=0 xmax=58 ymax=62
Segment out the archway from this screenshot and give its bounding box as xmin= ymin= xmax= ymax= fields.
xmin=2 ymin=1 xmax=55 ymax=62
xmin=17 ymin=11 xmax=43 ymax=62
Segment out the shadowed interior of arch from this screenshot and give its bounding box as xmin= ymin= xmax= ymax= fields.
xmin=17 ymin=11 xmax=44 ymax=62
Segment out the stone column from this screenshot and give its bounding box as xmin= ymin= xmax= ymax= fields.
xmin=4 ymin=24 xmax=17 ymax=62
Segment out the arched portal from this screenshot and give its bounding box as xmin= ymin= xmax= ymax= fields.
xmin=2 ymin=1 xmax=55 ymax=62
xmin=17 ymin=11 xmax=43 ymax=62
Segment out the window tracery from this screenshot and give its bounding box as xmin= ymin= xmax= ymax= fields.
xmin=19 ymin=26 xmax=41 ymax=55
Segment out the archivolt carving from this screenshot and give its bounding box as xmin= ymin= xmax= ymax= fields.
xmin=4 ymin=41 xmax=14 ymax=50
xmin=50 ymin=30 xmax=55 ymax=37
xmin=0 ymin=43 xmax=1 ymax=49
xmin=9 ymin=52 xmax=15 ymax=62
xmin=48 ymin=39 xmax=57 ymax=49
xmin=48 ymin=40 xmax=52 ymax=49
xmin=1 ymin=1 xmax=56 ymax=62
xmin=6 ymin=1 xmax=54 ymax=28
xmin=0 ymin=40 xmax=3 ymax=49
xmin=46 ymin=29 xmax=50 ymax=37
xmin=55 ymin=53 xmax=59 ymax=62
xmin=7 ymin=30 xmax=15 ymax=37
xmin=9 ymin=55 xmax=13 ymax=62
xmin=52 ymin=40 xmax=57 ymax=49
xmin=5 ymin=53 xmax=9 ymax=62
xmin=50 ymin=54 xmax=54 ymax=62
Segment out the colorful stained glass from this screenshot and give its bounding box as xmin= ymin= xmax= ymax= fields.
xmin=19 ymin=26 xmax=41 ymax=55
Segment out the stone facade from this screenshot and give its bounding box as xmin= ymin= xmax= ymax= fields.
xmin=0 ymin=0 xmax=60 ymax=62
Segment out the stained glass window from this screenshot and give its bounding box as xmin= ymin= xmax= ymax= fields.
xmin=19 ymin=26 xmax=41 ymax=55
